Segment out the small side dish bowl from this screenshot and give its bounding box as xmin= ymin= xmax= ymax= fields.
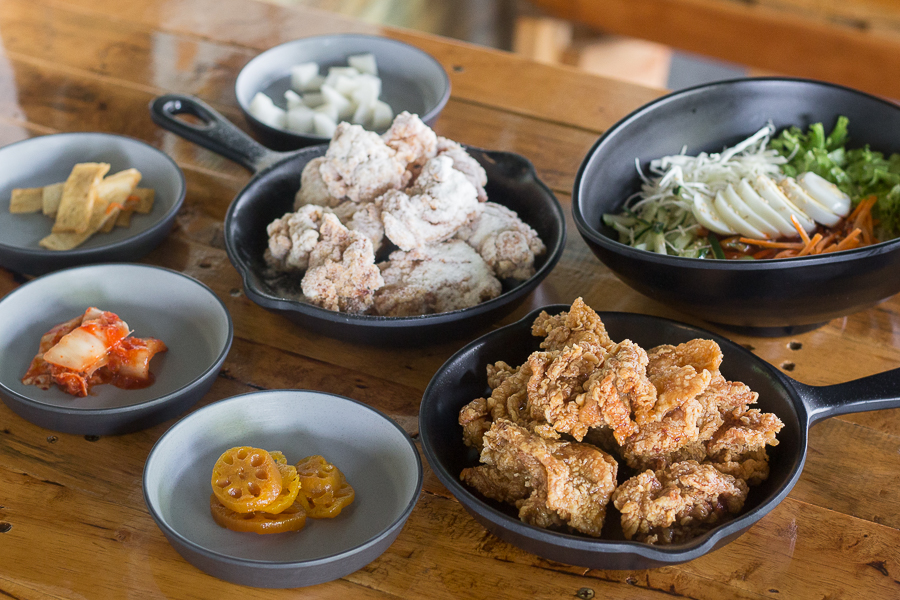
xmin=0 ymin=264 xmax=232 ymax=435
xmin=0 ymin=133 xmax=186 ymax=276
xmin=572 ymin=77 xmax=900 ymax=336
xmin=143 ymin=389 xmax=423 ymax=588
xmin=236 ymin=34 xmax=451 ymax=150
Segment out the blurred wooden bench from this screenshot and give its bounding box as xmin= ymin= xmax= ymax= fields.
xmin=523 ymin=0 xmax=900 ymax=99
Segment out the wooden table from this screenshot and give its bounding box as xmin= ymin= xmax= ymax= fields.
xmin=1 ymin=1 xmax=899 ymax=598
xmin=528 ymin=0 xmax=900 ymax=100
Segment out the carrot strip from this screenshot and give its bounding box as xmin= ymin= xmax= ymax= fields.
xmin=815 ymin=233 xmax=835 ymax=253
xmin=798 ymin=233 xmax=823 ymax=256
xmin=774 ymin=249 xmax=799 ymax=258
xmin=737 ymin=237 xmax=803 ymax=249
xmin=790 ymin=215 xmax=811 ymax=245
xmin=836 ymin=228 xmax=862 ymax=251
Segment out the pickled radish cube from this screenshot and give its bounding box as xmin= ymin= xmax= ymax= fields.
xmin=313 ymin=112 xmax=337 ymax=137
xmin=371 ymin=99 xmax=393 ymax=129
xmin=332 ymin=74 xmax=361 ymax=97
xmin=286 ymin=105 xmax=315 ymax=133
xmin=348 ymin=53 xmax=378 ymax=76
xmin=290 ymin=62 xmax=319 ymax=91
xmin=352 ymin=100 xmax=374 ymax=127
xmin=302 ymin=92 xmax=325 ymax=108
xmin=313 ymin=102 xmax=339 ymax=122
xmin=350 ymin=74 xmax=381 ymax=105
xmin=285 ymin=89 xmax=304 ymax=110
xmin=320 ymin=84 xmax=352 ymax=120
xmin=248 ymin=92 xmax=286 ymax=128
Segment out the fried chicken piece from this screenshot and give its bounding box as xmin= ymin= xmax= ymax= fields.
xmin=700 ymin=372 xmax=759 ymax=416
xmin=711 ymin=448 xmax=771 ymax=486
xmin=620 ymin=397 xmax=706 ymax=470
xmin=487 ymin=360 xmax=517 ymax=390
xmin=318 ymin=123 xmax=408 ymax=204
xmin=300 ymin=213 xmax=384 ymax=313
xmin=459 ymin=397 xmax=493 ymax=450
xmin=379 ymin=155 xmax=480 ymax=251
xmin=323 ymin=201 xmax=385 ymax=251
xmin=435 ymin=136 xmax=488 ymax=202
xmin=612 ymin=460 xmax=749 ymax=544
xmin=264 ymin=204 xmax=328 ymax=272
xmin=373 ymin=240 xmax=501 ymax=316
xmin=704 ymin=407 xmax=783 ymax=483
xmin=381 ymin=111 xmax=437 ymax=177
xmin=461 ymin=419 xmax=619 ymax=537
xmin=456 ymin=202 xmax=546 ymax=280
xmin=644 ymin=340 xmax=720 ymax=425
xmin=293 ymin=156 xmax=342 ymax=210
xmin=531 ymin=297 xmax=615 ymax=353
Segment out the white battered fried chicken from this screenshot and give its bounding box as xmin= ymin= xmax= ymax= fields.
xmin=436 ymin=136 xmax=488 ymax=202
xmin=373 ymin=240 xmax=501 ymax=316
xmin=293 ymin=156 xmax=342 ymax=210
xmin=379 ymin=155 xmax=480 ymax=251
xmin=318 ymin=123 xmax=408 ymax=204
xmin=264 ymin=204 xmax=329 ymax=273
xmin=381 ymin=111 xmax=438 ymax=177
xmin=461 ymin=419 xmax=618 ymax=537
xmin=612 ymin=460 xmax=749 ymax=544
xmin=300 ymin=213 xmax=384 ymax=313
xmin=531 ymin=298 xmax=615 ymax=353
xmin=456 ymin=202 xmax=546 ymax=280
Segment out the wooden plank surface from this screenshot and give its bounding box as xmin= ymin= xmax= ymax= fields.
xmin=1 ymin=0 xmax=900 ymax=598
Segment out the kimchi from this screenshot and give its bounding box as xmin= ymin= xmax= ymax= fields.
xmin=22 ymin=307 xmax=167 ymax=397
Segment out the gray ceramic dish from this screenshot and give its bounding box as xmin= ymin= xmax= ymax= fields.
xmin=0 ymin=264 xmax=232 ymax=435
xmin=0 ymin=133 xmax=186 ymax=276
xmin=143 ymin=389 xmax=423 ymax=588
xmin=236 ymin=34 xmax=451 ymax=150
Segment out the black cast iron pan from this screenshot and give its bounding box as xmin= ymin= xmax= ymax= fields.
xmin=419 ymin=305 xmax=900 ymax=569
xmin=148 ymin=94 xmax=565 ymax=346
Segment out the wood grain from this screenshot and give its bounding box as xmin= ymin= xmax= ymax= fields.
xmin=2 ymin=1 xmax=900 ymax=599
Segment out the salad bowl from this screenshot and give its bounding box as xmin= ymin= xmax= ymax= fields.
xmin=573 ymin=77 xmax=900 ymax=336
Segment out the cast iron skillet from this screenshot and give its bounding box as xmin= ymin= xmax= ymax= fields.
xmin=419 ymin=305 xmax=900 ymax=570
xmin=149 ymin=94 xmax=565 ymax=345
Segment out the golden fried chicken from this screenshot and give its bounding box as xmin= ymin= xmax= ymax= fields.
xmin=461 ymin=419 xmax=618 ymax=537
xmin=373 ymin=240 xmax=501 ymax=316
xmin=379 ymin=155 xmax=480 ymax=251
xmin=318 ymin=123 xmax=408 ymax=204
xmin=531 ymin=298 xmax=615 ymax=353
xmin=264 ymin=204 xmax=328 ymax=273
xmin=456 ymin=202 xmax=546 ymax=280
xmin=435 ymin=136 xmax=488 ymax=202
xmin=644 ymin=341 xmax=717 ymax=425
xmin=705 ymin=408 xmax=783 ymax=485
xmin=612 ymin=460 xmax=749 ymax=544
xmin=300 ymin=213 xmax=384 ymax=313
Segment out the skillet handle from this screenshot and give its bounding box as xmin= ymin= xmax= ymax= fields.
xmin=149 ymin=94 xmax=286 ymax=173
xmin=795 ymin=367 xmax=900 ymax=426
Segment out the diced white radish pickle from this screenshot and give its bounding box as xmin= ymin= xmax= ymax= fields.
xmin=798 ymin=171 xmax=851 ymax=216
xmin=692 ymin=192 xmax=734 ymax=235
xmin=313 ymin=112 xmax=337 ymax=137
xmin=722 ymin=184 xmax=780 ymax=238
xmin=295 ymin=74 xmax=325 ymax=93
xmin=371 ymin=100 xmax=394 ymax=129
xmin=352 ymin=100 xmax=374 ymax=127
xmin=313 ymin=102 xmax=339 ymax=122
xmin=286 ymin=105 xmax=315 ymax=133
xmin=347 ymin=53 xmax=378 ymax=75
xmin=753 ymin=175 xmax=816 ymax=234
xmin=290 ymin=62 xmax=319 ymax=90
xmin=320 ymin=84 xmax=353 ymax=120
xmin=779 ymin=178 xmax=841 ymax=227
xmin=715 ymin=191 xmax=767 ymax=239
xmin=284 ymin=89 xmax=304 ymax=110
xmin=735 ymin=179 xmax=795 ymax=237
xmin=248 ymin=92 xmax=286 ymax=128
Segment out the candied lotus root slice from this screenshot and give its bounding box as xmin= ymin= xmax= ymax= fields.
xmin=211 ymin=446 xmax=283 ymax=513
xmin=209 ymin=495 xmax=307 ymax=535
xmin=257 ymin=462 xmax=301 ymax=515
xmin=295 ymin=455 xmax=355 ymax=518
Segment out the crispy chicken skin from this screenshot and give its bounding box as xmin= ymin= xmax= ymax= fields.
xmin=379 ymin=155 xmax=480 ymax=251
xmin=373 ymin=240 xmax=501 ymax=316
xmin=456 ymin=202 xmax=546 ymax=280
xmin=532 ymin=297 xmax=615 ymax=353
xmin=265 ymin=204 xmax=328 ymax=273
xmin=300 ymin=213 xmax=383 ymax=313
xmin=612 ymin=460 xmax=749 ymax=544
xmin=461 ymin=419 xmax=618 ymax=537
xmin=318 ymin=122 xmax=408 ymax=204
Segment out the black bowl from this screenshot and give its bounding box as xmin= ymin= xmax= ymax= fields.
xmin=573 ymin=77 xmax=900 ymax=336
xmin=224 ymin=146 xmax=566 ymax=346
